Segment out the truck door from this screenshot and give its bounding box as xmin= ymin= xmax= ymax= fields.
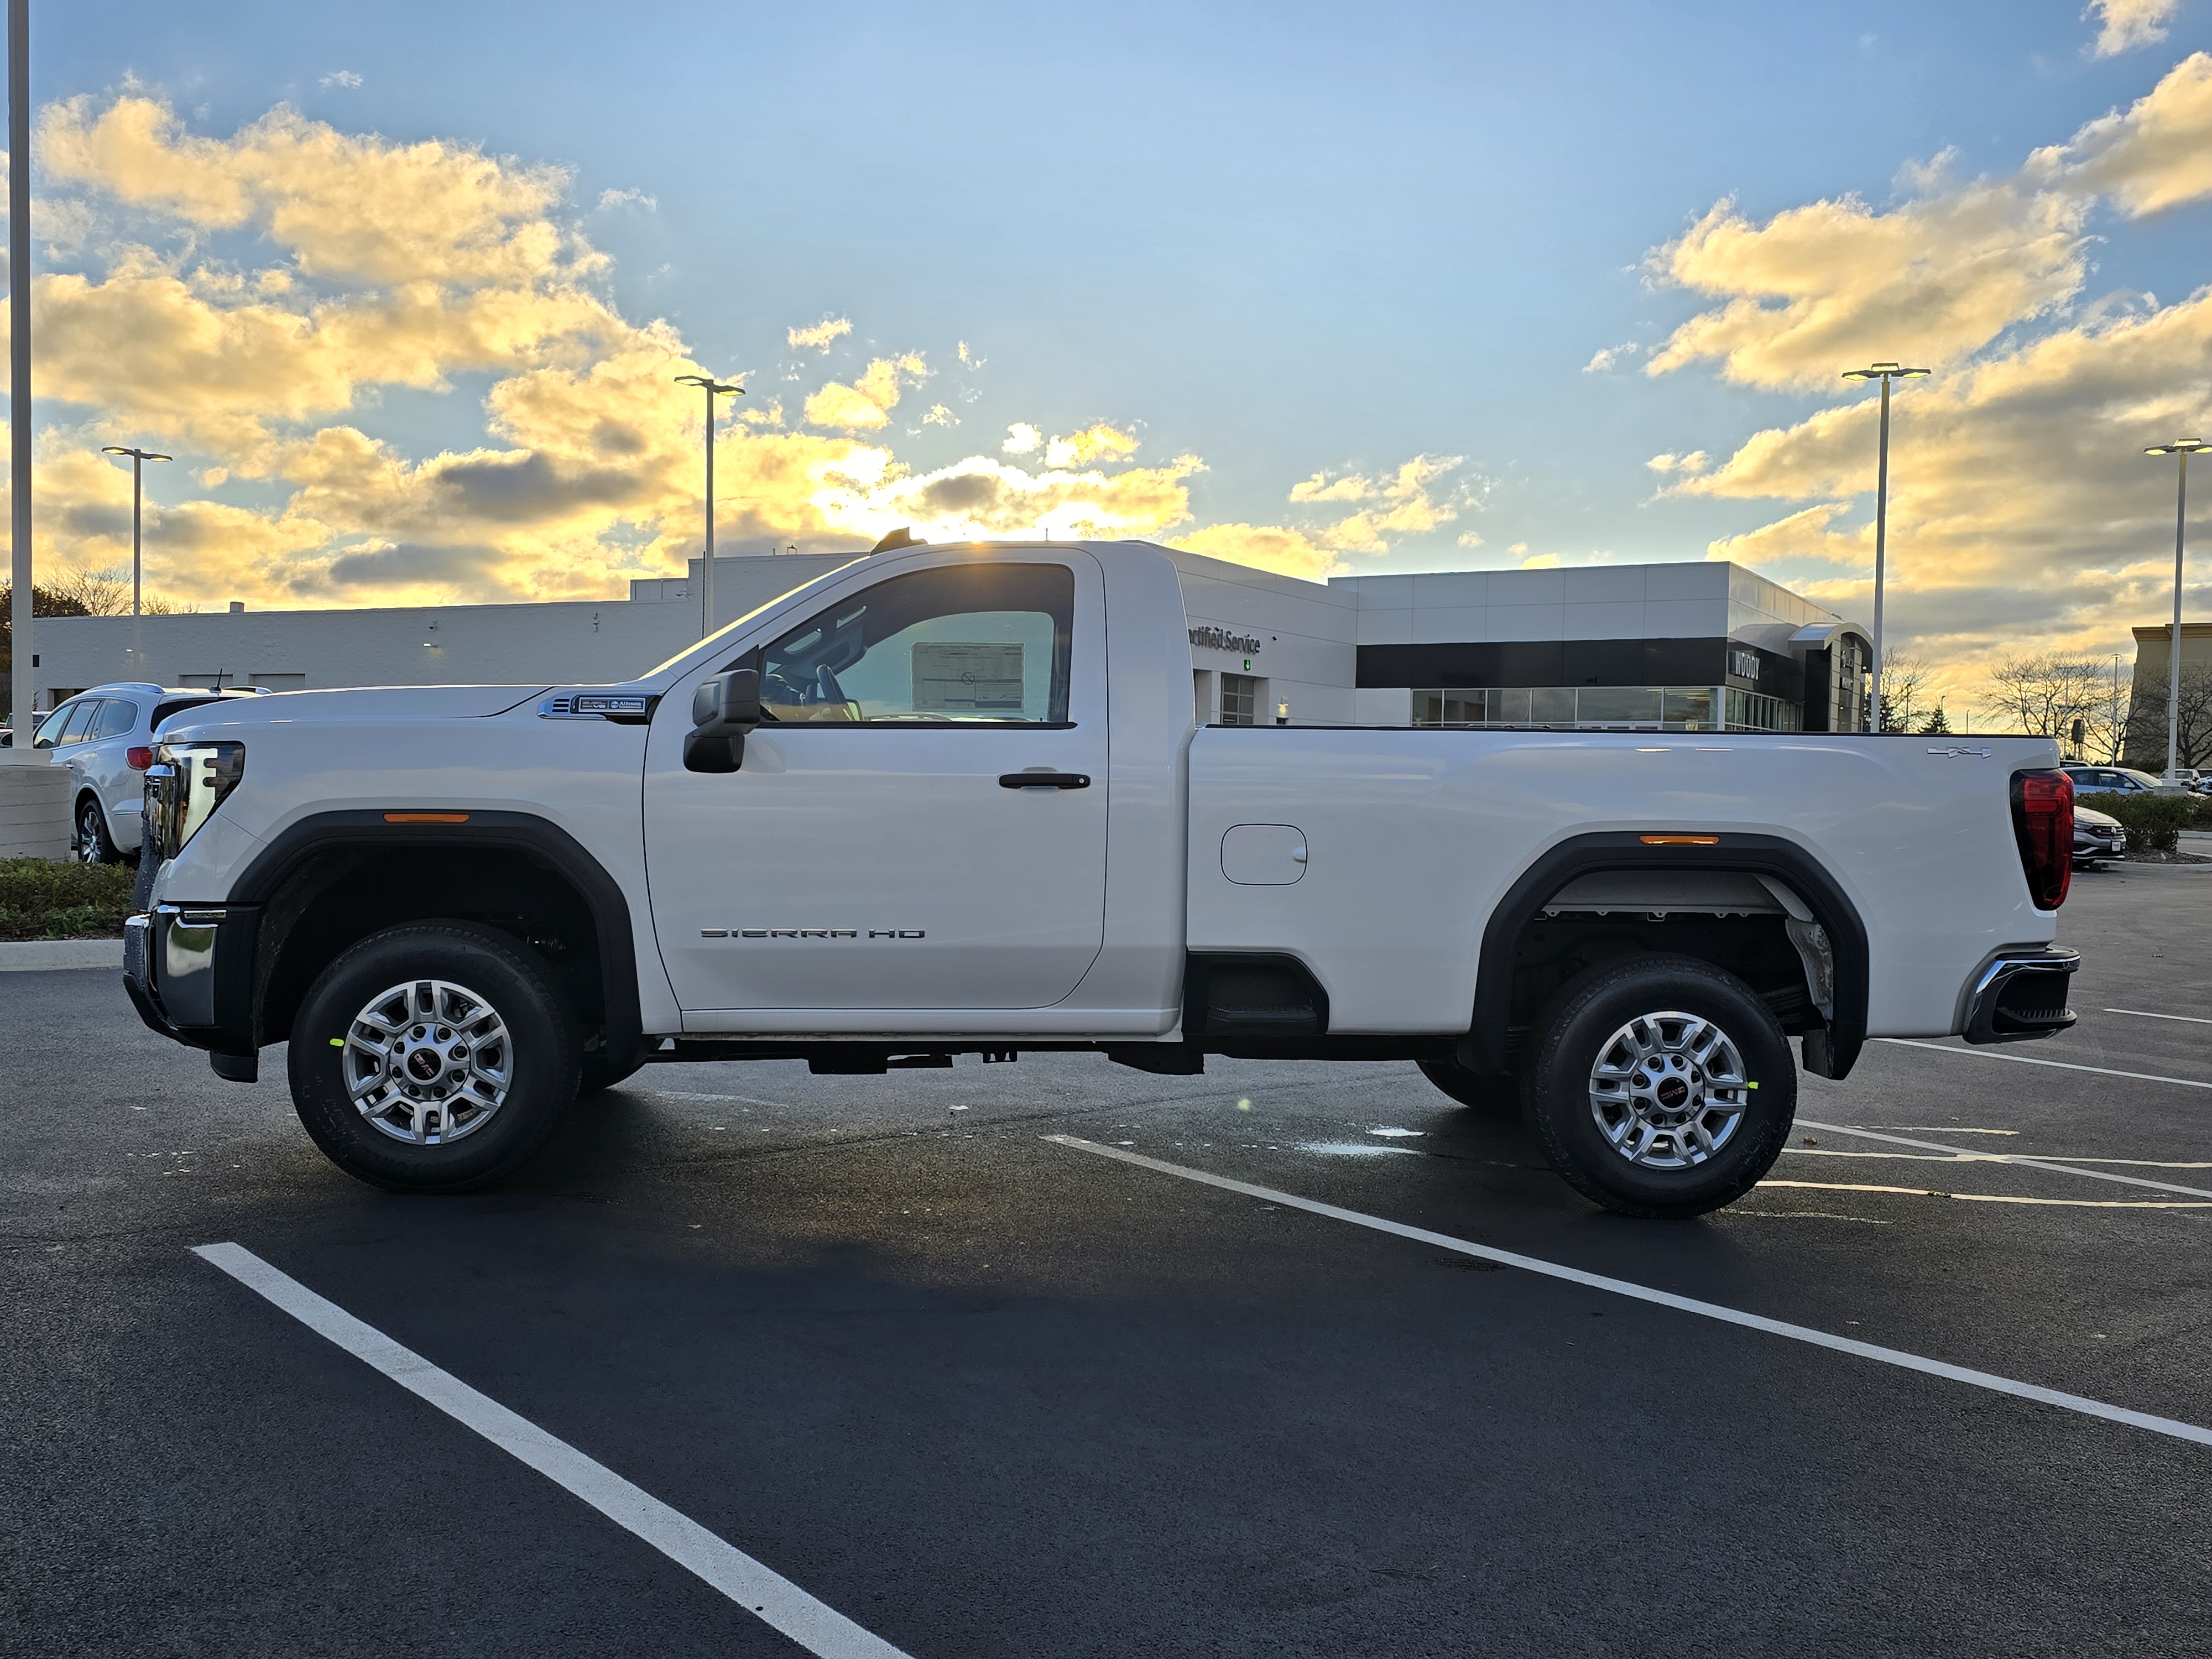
xmin=643 ymin=551 xmax=1109 ymax=1012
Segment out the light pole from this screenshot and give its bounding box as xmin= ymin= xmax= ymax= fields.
xmin=2146 ymin=437 xmax=2207 ymax=783
xmin=101 ymin=444 xmax=170 ymax=681
xmin=6 ymin=0 xmax=30 ymax=757
xmin=673 ymin=374 xmax=743 ymax=639
xmin=1841 ymin=361 xmax=1929 ymax=731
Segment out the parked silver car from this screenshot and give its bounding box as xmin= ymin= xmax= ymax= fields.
xmin=32 ymin=682 xmax=269 ymax=861
xmin=2073 ymin=803 xmax=2126 ymax=865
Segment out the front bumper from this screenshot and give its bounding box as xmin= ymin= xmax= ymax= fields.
xmin=1958 ymin=946 xmax=2081 ymax=1045
xmin=123 ymin=902 xmax=262 ymax=1078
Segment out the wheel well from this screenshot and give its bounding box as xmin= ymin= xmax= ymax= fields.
xmin=1468 ymin=837 xmax=1868 ymax=1079
xmin=258 ymin=846 xmax=607 ymax=1048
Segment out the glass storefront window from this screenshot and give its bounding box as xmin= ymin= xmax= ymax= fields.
xmin=1410 ymin=684 xmax=1798 ymax=732
xmin=1530 ymin=687 xmax=1577 ymax=724
xmin=1574 ymin=687 xmax=1662 ymax=724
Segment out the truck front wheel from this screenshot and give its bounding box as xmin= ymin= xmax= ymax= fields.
xmin=1522 ymin=954 xmax=1795 ymax=1218
xmin=288 ymin=921 xmax=581 ymax=1193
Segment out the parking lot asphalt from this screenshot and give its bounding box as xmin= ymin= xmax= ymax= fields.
xmin=5 ymin=863 xmax=2210 ymax=1657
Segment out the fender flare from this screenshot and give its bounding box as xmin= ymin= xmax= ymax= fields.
xmin=1463 ymin=831 xmax=1870 ymax=1080
xmin=228 ymin=808 xmax=643 ymax=1055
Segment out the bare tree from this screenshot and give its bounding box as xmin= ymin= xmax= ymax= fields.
xmin=1984 ymin=653 xmax=2126 ymax=758
xmin=45 ymin=563 xmax=196 ymax=618
xmin=2122 ymin=669 xmax=2212 ymax=770
xmin=1877 ymin=649 xmax=1931 ymax=734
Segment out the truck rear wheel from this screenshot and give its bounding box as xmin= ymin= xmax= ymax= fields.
xmin=1522 ymin=954 xmax=1794 ymax=1218
xmin=287 ymin=921 xmax=581 ymax=1193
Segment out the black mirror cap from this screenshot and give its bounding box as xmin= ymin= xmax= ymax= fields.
xmin=692 ymin=668 xmax=761 ymax=734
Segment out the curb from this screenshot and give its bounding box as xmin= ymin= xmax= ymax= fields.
xmin=0 ymin=938 xmax=124 ymax=972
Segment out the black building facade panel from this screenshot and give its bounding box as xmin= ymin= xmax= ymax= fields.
xmin=1358 ymin=637 xmax=1731 ymax=690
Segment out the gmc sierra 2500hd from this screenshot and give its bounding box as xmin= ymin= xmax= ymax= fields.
xmin=123 ymin=540 xmax=2081 ymax=1217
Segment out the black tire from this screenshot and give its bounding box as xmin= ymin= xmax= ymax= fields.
xmin=286 ymin=921 xmax=581 ymax=1193
xmin=75 ymin=795 xmax=118 ymax=864
xmin=1522 ymin=953 xmax=1796 ymax=1219
xmin=1416 ymin=1055 xmax=1518 ymax=1114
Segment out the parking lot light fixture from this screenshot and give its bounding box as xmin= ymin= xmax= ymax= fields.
xmin=1842 ymin=363 xmax=1930 ymax=731
xmin=674 ymin=374 xmax=744 ymax=639
xmin=2146 ymin=438 xmax=2208 ymax=784
xmin=101 ymin=446 xmax=171 ymax=684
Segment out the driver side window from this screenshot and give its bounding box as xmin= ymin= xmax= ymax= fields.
xmin=753 ymin=563 xmax=1075 ymax=726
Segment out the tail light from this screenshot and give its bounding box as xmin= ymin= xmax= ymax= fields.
xmin=126 ymin=746 xmax=153 ymax=770
xmin=2011 ymin=769 xmax=2073 ymax=910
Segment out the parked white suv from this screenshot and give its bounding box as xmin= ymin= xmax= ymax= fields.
xmin=32 ymin=682 xmax=268 ymax=862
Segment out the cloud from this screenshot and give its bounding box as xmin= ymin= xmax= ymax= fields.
xmin=802 ymin=353 xmax=926 ymax=430
xmin=1583 ymin=341 xmax=1640 ymax=373
xmin=1646 ymin=451 xmax=1709 ymax=476
xmin=1314 ymin=454 xmax=1466 ymax=552
xmin=1650 ymin=60 xmax=2212 ymax=703
xmin=1645 ymin=183 xmax=2090 ymax=389
xmin=596 ymin=187 xmax=656 ymax=212
xmin=319 ymin=71 xmax=363 ymax=90
xmin=41 ymin=95 xmax=594 ymax=288
xmin=1044 ymin=422 xmax=1139 ymax=467
xmin=2085 ymin=0 xmax=2179 ymax=56
xmin=1650 ymin=55 xmax=2212 ymax=394
xmin=6 ymin=91 xmax=1473 ymax=614
xmin=1288 ymin=468 xmax=1372 ymax=503
xmin=2032 ymin=51 xmax=2212 ymax=217
xmin=1171 ymin=523 xmax=1339 ymax=581
xmin=787 ymin=315 xmax=852 ymax=352
xmin=1520 ymin=551 xmax=1561 ymax=569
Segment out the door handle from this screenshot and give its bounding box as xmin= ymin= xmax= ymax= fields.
xmin=999 ymin=772 xmax=1091 ymax=790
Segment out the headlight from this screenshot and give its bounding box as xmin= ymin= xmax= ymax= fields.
xmin=145 ymin=741 xmax=246 ymax=860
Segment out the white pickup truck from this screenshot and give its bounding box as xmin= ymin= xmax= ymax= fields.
xmin=124 ymin=539 xmax=2081 ymax=1217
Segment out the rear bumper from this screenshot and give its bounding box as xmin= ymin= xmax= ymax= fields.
xmin=122 ymin=902 xmax=262 ymax=1077
xmin=1958 ymin=946 xmax=2080 ymax=1044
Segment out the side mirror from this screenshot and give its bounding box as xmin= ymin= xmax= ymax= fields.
xmin=683 ymin=668 xmax=761 ymax=774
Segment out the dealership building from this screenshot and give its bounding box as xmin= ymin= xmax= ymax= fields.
xmin=33 ymin=543 xmax=1871 ymax=734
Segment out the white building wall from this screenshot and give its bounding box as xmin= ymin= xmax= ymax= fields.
xmin=30 ymin=546 xmax=1855 ymax=734
xmin=1166 ymin=546 xmax=1358 ymax=724
xmin=1329 ymin=561 xmax=1735 ymax=649
xmin=32 ymin=554 xmax=858 ymax=706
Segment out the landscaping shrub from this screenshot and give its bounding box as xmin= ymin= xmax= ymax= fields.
xmin=2077 ymin=790 xmax=2195 ymax=854
xmin=0 ymin=857 xmax=137 ymax=940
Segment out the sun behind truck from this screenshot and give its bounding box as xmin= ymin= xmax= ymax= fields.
xmin=123 ymin=539 xmax=2080 ymax=1217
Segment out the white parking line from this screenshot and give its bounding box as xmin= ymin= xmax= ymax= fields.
xmin=1044 ymin=1136 xmax=2212 ymax=1451
xmin=1873 ymin=1038 xmax=2212 ymax=1092
xmin=191 ymin=1244 xmax=914 ymax=1659
xmin=1795 ymin=1121 xmax=2212 ymax=1200
xmin=2104 ymin=1008 xmax=2212 ymax=1025
xmin=1760 ymin=1181 xmax=2211 ymax=1208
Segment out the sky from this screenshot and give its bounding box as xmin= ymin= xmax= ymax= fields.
xmin=13 ymin=0 xmax=2212 ymax=711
